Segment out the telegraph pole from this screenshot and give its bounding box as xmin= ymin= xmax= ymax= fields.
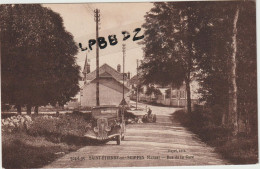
xmin=94 ymin=9 xmax=100 ymax=106
xmin=136 ymin=59 xmax=139 ymax=109
xmin=122 ymin=44 xmax=126 ymax=101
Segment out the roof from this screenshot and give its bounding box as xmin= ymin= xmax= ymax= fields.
xmin=90 ymin=76 xmax=130 ymax=93
xmin=129 ymin=75 xmax=139 ymax=85
xmin=85 ymin=63 xmax=124 ymax=81
xmin=83 ymin=54 xmax=89 ymax=74
xmin=99 ymin=71 xmax=113 ymax=78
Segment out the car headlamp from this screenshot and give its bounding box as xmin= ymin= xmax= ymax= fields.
xmin=105 ymin=126 xmax=111 ymax=131
xmin=94 ymin=127 xmax=99 ymax=133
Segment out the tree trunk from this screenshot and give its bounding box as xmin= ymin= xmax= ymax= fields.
xmin=186 ymin=40 xmax=192 ymax=114
xmin=228 ymin=6 xmax=239 ymax=136
xmin=170 ymin=84 xmax=173 ymax=106
xmin=34 ymin=105 xmax=39 ymax=115
xmin=17 ymin=105 xmax=21 ymax=115
xmin=26 ymin=104 xmax=32 ymax=115
xmin=185 ymin=7 xmax=193 ymax=114
xmin=185 ymin=77 xmax=192 ymax=114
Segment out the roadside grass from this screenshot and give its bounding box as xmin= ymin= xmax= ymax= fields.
xmin=1 ymin=113 xmax=93 ymax=169
xmin=2 ymin=110 xmax=136 ymax=168
xmin=27 ymin=113 xmax=91 ymax=142
xmin=2 ymin=132 xmax=81 ymax=169
xmin=172 ymin=110 xmax=258 ymax=164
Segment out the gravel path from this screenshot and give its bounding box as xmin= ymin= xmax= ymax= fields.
xmin=44 ymin=102 xmax=229 ymax=168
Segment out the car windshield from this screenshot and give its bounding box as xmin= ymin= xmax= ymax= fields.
xmin=92 ymin=108 xmax=118 ymax=118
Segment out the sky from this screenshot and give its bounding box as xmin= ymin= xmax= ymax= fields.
xmin=43 ymin=3 xmax=154 ymax=77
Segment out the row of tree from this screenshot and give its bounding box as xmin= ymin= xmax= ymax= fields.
xmin=140 ymin=1 xmax=256 ymax=135
xmin=1 ymin=5 xmax=81 ymax=114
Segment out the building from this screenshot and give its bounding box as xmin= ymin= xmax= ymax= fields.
xmin=156 ymin=80 xmax=200 ymax=107
xmin=81 ymin=61 xmax=130 ymax=107
xmin=129 ymin=75 xmax=201 ymax=107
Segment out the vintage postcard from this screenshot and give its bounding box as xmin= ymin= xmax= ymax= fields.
xmin=0 ymin=0 xmax=258 ymax=168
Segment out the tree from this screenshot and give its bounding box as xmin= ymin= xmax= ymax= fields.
xmin=141 ymin=1 xmax=256 ymax=135
xmin=1 ymin=5 xmax=80 ymax=114
xmin=194 ymin=1 xmax=256 ymax=135
xmin=236 ymin=2 xmax=257 ymax=135
xmin=140 ymin=2 xmax=201 ymax=113
xmin=145 ymin=85 xmax=162 ymax=100
xmin=228 ymin=5 xmax=239 ymax=135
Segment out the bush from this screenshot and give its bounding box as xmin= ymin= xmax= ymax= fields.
xmin=1 ymin=113 xmax=20 ymax=119
xmin=2 ymin=139 xmax=61 ymax=168
xmin=2 ymin=115 xmax=33 ymax=133
xmin=172 ymin=108 xmax=258 ymax=164
xmin=1 ymin=114 xmax=94 ymax=169
xmin=125 ymin=111 xmax=137 ymax=120
xmin=2 ymin=132 xmax=80 ymax=169
xmin=217 ymin=136 xmax=258 ymax=164
xmin=27 ymin=114 xmax=92 ymax=143
xmin=199 ymin=125 xmax=231 ymax=143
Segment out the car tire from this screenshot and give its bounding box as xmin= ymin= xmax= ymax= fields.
xmin=116 ymin=135 xmax=121 ymax=145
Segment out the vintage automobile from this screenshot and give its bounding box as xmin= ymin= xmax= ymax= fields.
xmin=84 ymin=105 xmax=126 ymax=145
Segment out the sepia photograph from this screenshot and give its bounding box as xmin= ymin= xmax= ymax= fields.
xmin=0 ymin=0 xmax=258 ymax=168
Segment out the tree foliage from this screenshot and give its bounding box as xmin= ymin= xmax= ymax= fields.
xmin=140 ymin=1 xmax=256 ymax=134
xmin=145 ymin=85 xmax=162 ymax=97
xmin=1 ymin=4 xmax=80 ymax=113
xmin=194 ymin=1 xmax=256 ymax=134
xmin=140 ymin=2 xmax=203 ymax=113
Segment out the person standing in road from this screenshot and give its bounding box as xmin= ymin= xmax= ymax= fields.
xmin=148 ymin=107 xmax=152 ymax=117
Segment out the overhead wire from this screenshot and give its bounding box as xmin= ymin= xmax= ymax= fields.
xmin=77 ymin=3 xmax=145 ymax=64
xmin=77 ymin=45 xmax=143 ymax=63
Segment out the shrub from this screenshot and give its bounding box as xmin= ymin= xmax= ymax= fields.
xmin=172 ymin=108 xmax=258 ymax=164
xmin=217 ymin=136 xmax=258 ymax=164
xmin=27 ymin=114 xmax=92 ymax=143
xmin=125 ymin=111 xmax=137 ymax=120
xmin=2 ymin=115 xmax=33 ymax=133
xmin=199 ymin=125 xmax=231 ymax=143
xmin=2 ymin=132 xmax=81 ymax=169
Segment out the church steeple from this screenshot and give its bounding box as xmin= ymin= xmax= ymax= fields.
xmin=83 ymin=54 xmax=90 ymax=81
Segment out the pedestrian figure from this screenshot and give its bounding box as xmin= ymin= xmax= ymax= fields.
xmin=148 ymin=107 xmax=152 ymax=117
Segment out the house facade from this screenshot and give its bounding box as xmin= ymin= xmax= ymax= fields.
xmin=81 ymin=63 xmax=130 ymax=107
xmin=156 ymin=80 xmax=200 ymax=107
xmin=129 ymin=75 xmax=200 ymax=107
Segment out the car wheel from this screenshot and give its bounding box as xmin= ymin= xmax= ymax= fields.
xmin=116 ymin=135 xmax=121 ymax=145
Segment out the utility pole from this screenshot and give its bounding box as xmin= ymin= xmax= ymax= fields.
xmin=94 ymin=9 xmax=100 ymax=106
xmin=121 ymin=44 xmax=126 ymax=116
xmin=122 ymin=44 xmax=126 ymax=101
xmin=136 ymin=59 xmax=139 ymax=109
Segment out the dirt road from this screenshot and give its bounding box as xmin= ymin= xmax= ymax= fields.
xmin=44 ymin=103 xmax=229 ymax=168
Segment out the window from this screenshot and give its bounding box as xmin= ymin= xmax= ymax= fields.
xmin=180 ymin=91 xmax=186 ymax=99
xmin=172 ymin=90 xmax=177 ymax=98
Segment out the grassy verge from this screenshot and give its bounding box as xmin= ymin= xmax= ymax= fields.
xmin=2 ymin=132 xmax=82 ymax=169
xmin=1 ymin=113 xmax=92 ymax=169
xmin=172 ymin=110 xmax=258 ymax=164
xmin=2 ymin=111 xmax=136 ymax=168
